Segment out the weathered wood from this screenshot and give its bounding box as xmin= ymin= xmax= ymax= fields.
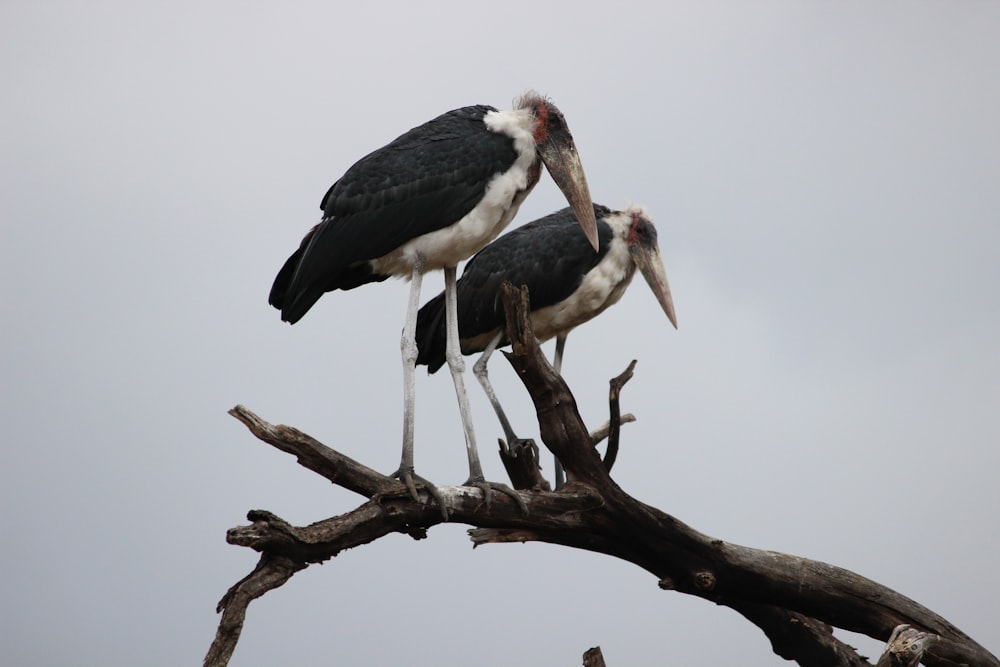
xmin=590 ymin=413 xmax=636 ymax=445
xmin=583 ymin=646 xmax=608 ymax=667
xmin=497 ymin=436 xmax=550 ymax=491
xmin=604 ymin=359 xmax=637 ymax=472
xmin=209 ymin=283 xmax=999 ymax=667
xmin=205 ymin=554 xmax=306 ymax=667
xmin=875 ymin=624 xmax=974 ymax=667
xmin=877 ymin=625 xmax=934 ymax=667
xmin=228 ymin=405 xmax=399 ymax=499
xmin=732 ymin=603 xmax=872 ymax=667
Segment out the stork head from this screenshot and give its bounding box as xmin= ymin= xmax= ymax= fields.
xmin=518 ymin=92 xmax=599 ymax=251
xmin=625 ymin=208 xmax=678 ymax=329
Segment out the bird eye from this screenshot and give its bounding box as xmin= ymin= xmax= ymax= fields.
xmin=542 ymin=103 xmax=566 ymax=130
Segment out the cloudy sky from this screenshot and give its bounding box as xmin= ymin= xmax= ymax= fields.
xmin=3 ymin=1 xmax=998 ymax=665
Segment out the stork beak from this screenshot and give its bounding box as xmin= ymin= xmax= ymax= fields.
xmin=631 ymin=245 xmax=678 ymax=329
xmin=537 ymin=131 xmax=599 ymax=252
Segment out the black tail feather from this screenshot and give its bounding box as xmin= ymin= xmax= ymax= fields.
xmin=269 ymin=241 xmax=327 ymax=324
xmin=269 ymin=224 xmax=388 ymax=324
xmin=268 ymin=247 xmax=302 ymax=311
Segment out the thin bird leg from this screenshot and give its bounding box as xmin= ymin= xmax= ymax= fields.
xmin=444 ymin=266 xmax=527 ymax=514
xmin=473 ymin=332 xmax=520 ymax=445
xmin=398 ymin=263 xmax=423 ymax=482
xmin=554 ymin=333 xmax=567 ymax=375
xmin=393 ymin=260 xmax=447 ymax=518
xmin=474 ymin=332 xmax=541 ymax=473
xmin=553 ymin=333 xmax=568 ymax=489
xmin=444 ymin=266 xmax=484 ymax=483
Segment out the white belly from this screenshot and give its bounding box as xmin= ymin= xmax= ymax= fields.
xmin=531 ymin=238 xmax=636 ymax=342
xmin=372 ymin=189 xmax=525 ymax=276
xmin=459 ymin=234 xmax=636 ymax=354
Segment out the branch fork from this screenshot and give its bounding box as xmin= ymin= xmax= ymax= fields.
xmin=206 ymin=283 xmax=998 ymax=667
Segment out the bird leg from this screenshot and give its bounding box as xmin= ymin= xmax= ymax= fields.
xmin=554 ymin=333 xmax=567 ymax=375
xmin=474 ymin=332 xmax=542 ymax=463
xmin=392 ymin=260 xmax=447 ymax=518
xmin=444 ymin=267 xmax=527 ymax=514
xmin=473 ymin=332 xmax=520 ymax=445
xmin=443 ymin=266 xmax=481 ymax=479
xmin=553 ymin=333 xmax=568 ymax=489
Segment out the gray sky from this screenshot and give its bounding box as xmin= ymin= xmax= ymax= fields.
xmin=3 ymin=1 xmax=998 ymax=665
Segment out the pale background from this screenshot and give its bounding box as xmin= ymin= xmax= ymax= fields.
xmin=3 ymin=1 xmax=998 ymax=665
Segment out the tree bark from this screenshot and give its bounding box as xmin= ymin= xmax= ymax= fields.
xmin=582 ymin=646 xmax=608 ymax=667
xmin=206 ymin=283 xmax=998 ymax=667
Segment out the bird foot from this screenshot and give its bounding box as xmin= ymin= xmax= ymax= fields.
xmin=502 ymin=437 xmax=540 ymax=463
xmin=384 ymin=467 xmax=450 ymax=520
xmin=464 ymin=477 xmax=529 ymax=516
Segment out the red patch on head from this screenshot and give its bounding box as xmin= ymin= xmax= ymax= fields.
xmin=533 ymin=102 xmax=550 ymax=144
xmin=627 ymin=212 xmax=647 ymax=246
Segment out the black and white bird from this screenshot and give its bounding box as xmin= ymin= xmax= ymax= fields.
xmin=269 ymin=93 xmax=598 ymax=512
xmin=415 ymin=203 xmax=677 ymax=486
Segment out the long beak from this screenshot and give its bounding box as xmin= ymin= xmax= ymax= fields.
xmin=538 ymin=133 xmax=599 ymax=251
xmin=631 ymin=245 xmax=678 ymax=329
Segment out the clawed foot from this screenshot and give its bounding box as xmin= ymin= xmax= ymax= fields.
xmin=504 ymin=437 xmax=540 ymax=463
xmin=382 ymin=467 xmax=450 ymax=520
xmin=378 ymin=469 xmax=528 ymax=519
xmin=464 ymin=476 xmax=529 ymax=516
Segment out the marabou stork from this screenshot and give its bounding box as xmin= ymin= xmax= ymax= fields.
xmin=269 ymin=92 xmax=598 ymax=514
xmin=415 ymin=204 xmax=677 ymax=487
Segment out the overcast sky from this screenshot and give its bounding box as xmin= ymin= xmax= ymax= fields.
xmin=3 ymin=1 xmax=998 ymax=665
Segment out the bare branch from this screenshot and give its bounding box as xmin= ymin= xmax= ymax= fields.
xmin=216 ymin=401 xmax=998 ymax=667
xmin=209 ymin=283 xmax=999 ymax=667
xmin=732 ymin=603 xmax=872 ymax=667
xmin=205 ymin=554 xmax=306 ymax=667
xmin=604 ymin=359 xmax=637 ymax=472
xmin=583 ymin=646 xmax=608 ymax=667
xmin=228 ymin=405 xmax=398 ymax=498
xmin=589 ymin=413 xmax=636 ymax=445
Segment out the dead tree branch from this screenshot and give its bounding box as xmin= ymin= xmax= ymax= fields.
xmin=207 ymin=283 xmax=998 ymax=667
xmin=583 ymin=646 xmax=608 ymax=667
xmin=603 ymin=358 xmax=636 ymax=472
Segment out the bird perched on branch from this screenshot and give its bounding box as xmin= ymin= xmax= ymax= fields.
xmin=415 ymin=203 xmax=677 ymax=487
xmin=269 ymin=92 xmax=598 ymax=514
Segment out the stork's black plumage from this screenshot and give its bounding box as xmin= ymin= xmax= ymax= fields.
xmin=416 ymin=204 xmax=677 ymax=371
xmin=268 ymin=93 xmax=597 ymax=515
xmin=270 ymin=106 xmax=521 ymax=323
xmin=415 ymin=203 xmax=677 ymax=487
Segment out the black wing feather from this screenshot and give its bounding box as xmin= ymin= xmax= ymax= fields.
xmin=416 ymin=204 xmax=613 ymax=373
xmin=272 ymin=105 xmax=519 ymax=323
